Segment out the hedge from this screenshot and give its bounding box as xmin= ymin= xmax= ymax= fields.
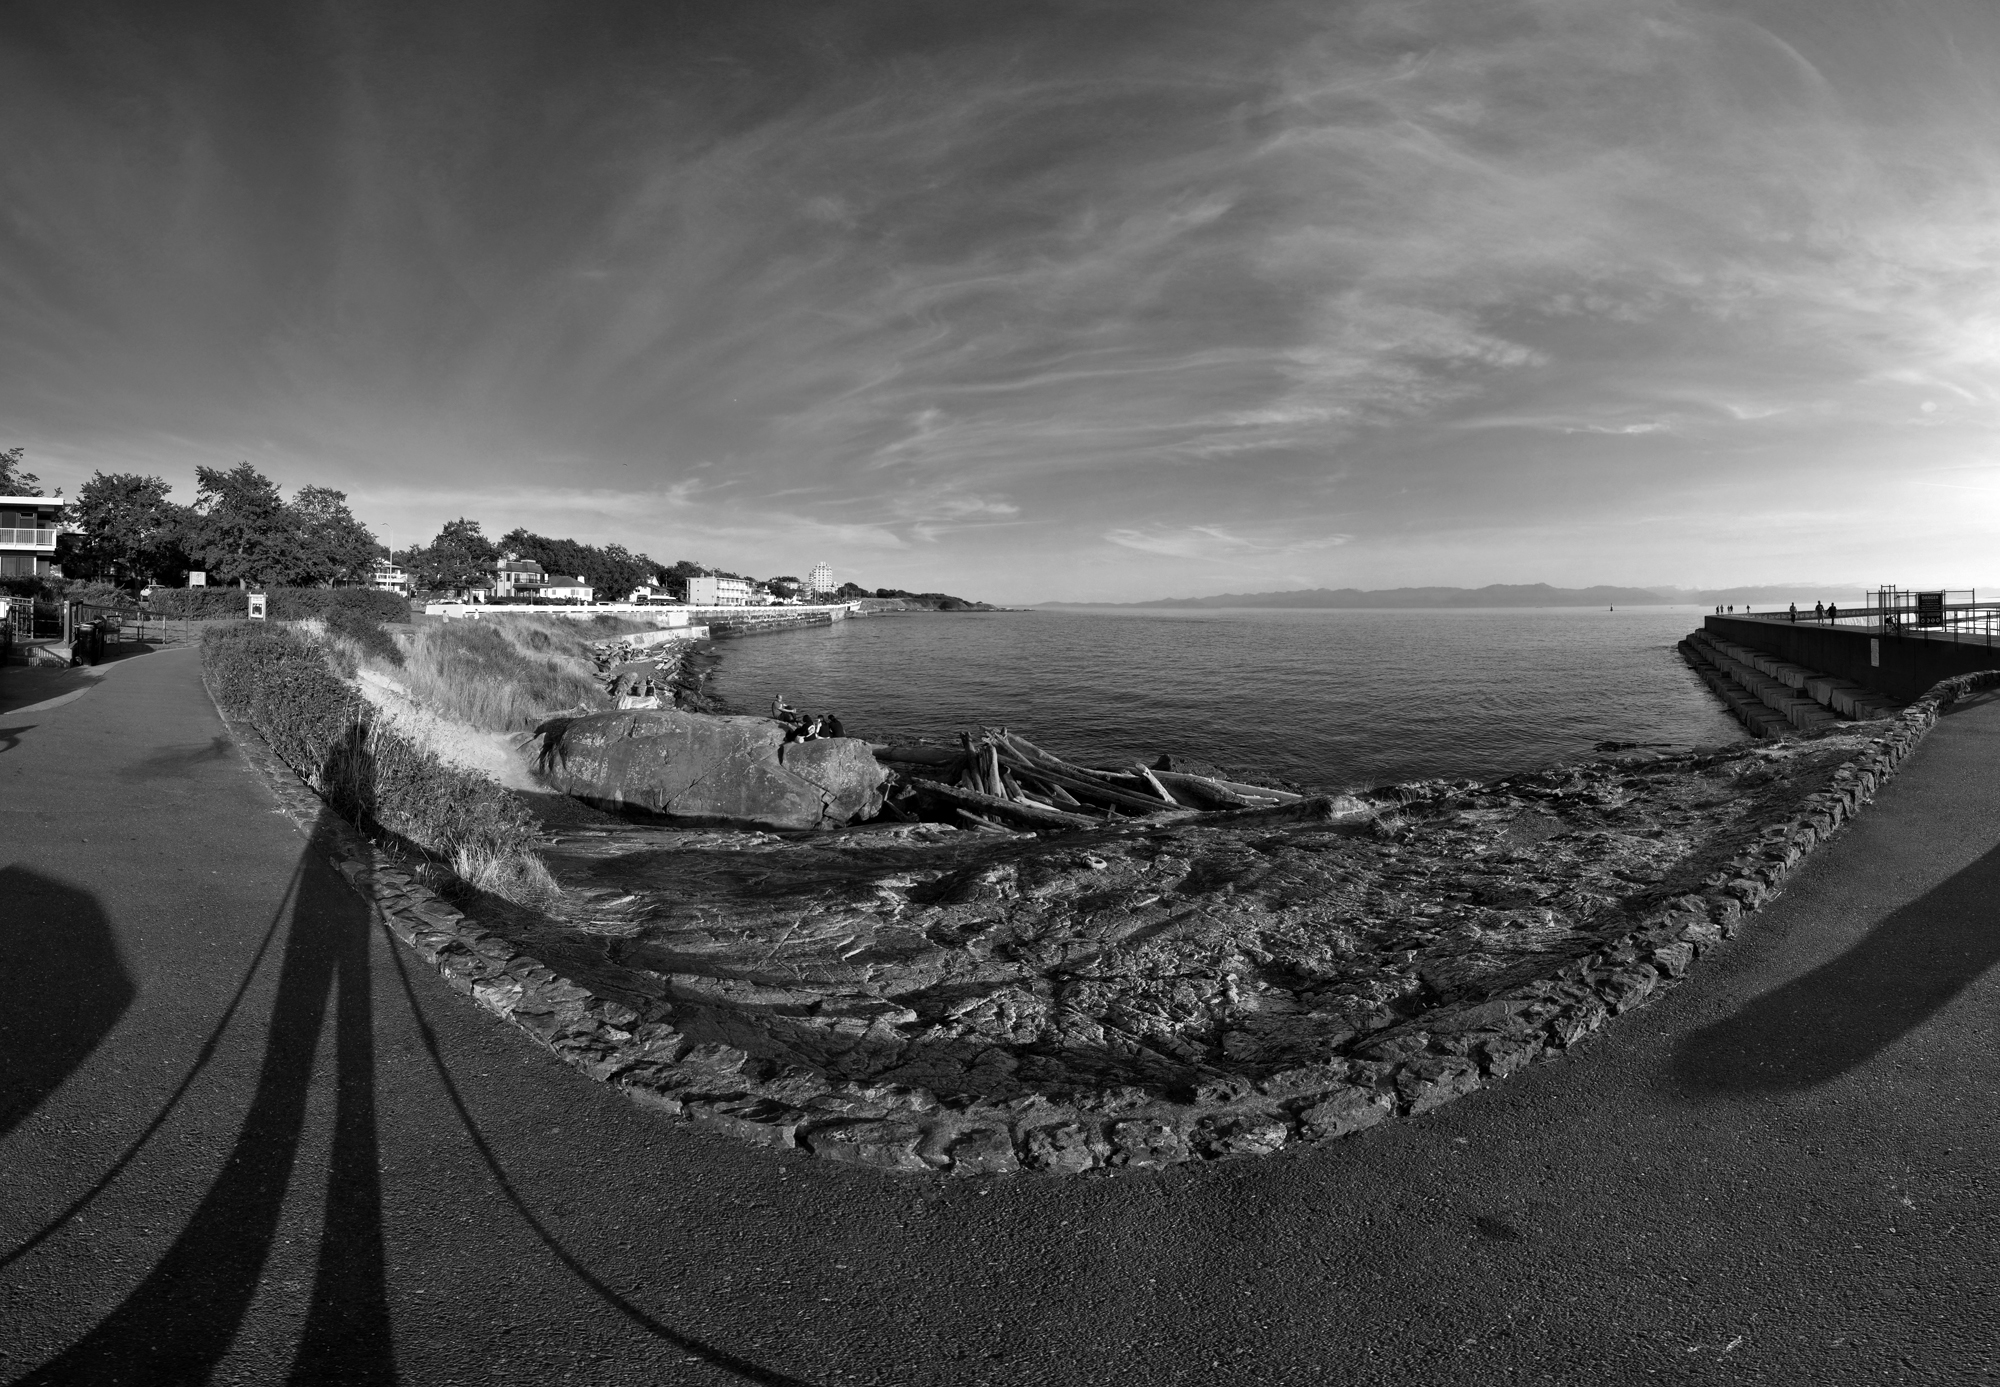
xmin=149 ymin=586 xmax=412 ymax=622
xmin=202 ymin=623 xmax=538 ymax=864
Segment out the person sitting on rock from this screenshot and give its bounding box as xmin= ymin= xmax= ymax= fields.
xmin=771 ymin=693 xmax=802 ymax=725
xmin=820 ymin=713 xmax=845 ymax=739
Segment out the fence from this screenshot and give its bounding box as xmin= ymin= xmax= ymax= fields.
xmin=1739 ymin=594 xmax=2000 ymax=646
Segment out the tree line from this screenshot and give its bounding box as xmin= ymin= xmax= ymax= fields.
xmin=11 ymin=457 xmax=379 ymax=590
xmin=6 ymin=446 xmax=970 ymax=604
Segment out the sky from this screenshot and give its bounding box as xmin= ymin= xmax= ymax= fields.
xmin=2 ymin=0 xmax=1998 ymax=603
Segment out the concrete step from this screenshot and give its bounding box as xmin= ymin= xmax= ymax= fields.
xmin=1687 ymin=634 xmax=1841 ymax=731
xmin=1691 ymin=632 xmax=1890 ymax=726
xmin=1679 ymin=641 xmax=1792 ymax=738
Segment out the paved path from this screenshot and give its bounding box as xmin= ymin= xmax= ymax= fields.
xmin=3 ymin=648 xmax=1996 ymax=1385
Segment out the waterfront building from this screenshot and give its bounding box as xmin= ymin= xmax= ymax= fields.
xmin=806 ymin=561 xmax=834 ymax=599
xmin=688 ymin=574 xmax=752 ymax=606
xmin=537 ymin=576 xmax=594 ymax=604
xmin=0 ymin=495 xmax=65 ymax=580
xmin=487 ymin=554 xmax=546 ymax=598
xmin=370 ymin=558 xmax=412 ymax=594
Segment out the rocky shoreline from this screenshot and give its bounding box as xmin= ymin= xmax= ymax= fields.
xmin=213 ymin=656 xmax=2000 ymax=1175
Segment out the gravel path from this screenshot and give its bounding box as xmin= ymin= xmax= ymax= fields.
xmin=3 ymin=648 xmax=1996 ymax=1383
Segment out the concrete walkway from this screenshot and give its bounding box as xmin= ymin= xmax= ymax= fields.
xmin=3 ymin=648 xmax=1996 ymax=1385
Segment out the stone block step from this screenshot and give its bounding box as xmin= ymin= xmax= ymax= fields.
xmin=1686 ymin=634 xmax=1839 ymax=731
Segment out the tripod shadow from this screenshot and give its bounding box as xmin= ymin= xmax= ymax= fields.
xmin=21 ymin=726 xmax=813 ymax=1386
xmin=0 ymin=868 xmax=135 ymax=1140
xmin=18 ymin=797 xmax=396 ymax=1384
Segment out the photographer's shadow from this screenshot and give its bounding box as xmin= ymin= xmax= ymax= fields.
xmin=0 ymin=868 xmax=134 ymax=1139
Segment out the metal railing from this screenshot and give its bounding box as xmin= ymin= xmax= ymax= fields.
xmin=0 ymin=528 xmax=57 ymax=548
xmin=1730 ymin=599 xmax=2000 ymax=646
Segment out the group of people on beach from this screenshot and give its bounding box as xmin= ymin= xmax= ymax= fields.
xmin=770 ymin=694 xmax=845 ymax=742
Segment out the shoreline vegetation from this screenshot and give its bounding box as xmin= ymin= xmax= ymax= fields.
xmin=203 ymin=601 xmax=2000 ymax=1170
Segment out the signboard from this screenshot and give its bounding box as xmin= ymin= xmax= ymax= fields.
xmin=188 ymin=570 xmax=207 ymax=587
xmin=1915 ymin=591 xmax=1945 ymax=629
xmin=247 ymin=592 xmax=267 ymax=621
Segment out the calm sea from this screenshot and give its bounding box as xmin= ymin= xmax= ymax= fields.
xmin=707 ymin=606 xmax=1742 ymax=793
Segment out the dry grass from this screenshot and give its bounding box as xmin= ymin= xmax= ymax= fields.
xmin=451 ymin=843 xmax=563 ymax=907
xmin=392 ymin=616 xmax=621 ymax=733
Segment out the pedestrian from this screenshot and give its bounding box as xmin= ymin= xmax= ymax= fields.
xmin=1815 ymin=601 xmax=1824 ymax=620
xmin=1789 ymin=602 xmax=1797 ymax=623
xmin=1828 ymin=602 xmax=1839 ymax=622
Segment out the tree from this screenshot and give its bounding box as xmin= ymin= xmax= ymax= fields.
xmin=186 ymin=463 xmax=293 ymax=587
xmin=66 ymin=472 xmax=190 ymax=588
xmin=0 ymin=447 xmax=42 ymax=496
xmin=413 ymin=518 xmax=498 ymax=591
xmin=498 ymin=528 xmax=658 ymax=598
xmin=288 ymin=485 xmax=378 ymax=586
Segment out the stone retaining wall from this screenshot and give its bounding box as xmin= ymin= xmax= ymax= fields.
xmin=210 ymin=665 xmax=2000 ymax=1176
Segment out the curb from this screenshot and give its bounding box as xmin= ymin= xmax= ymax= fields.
xmin=208 ymin=662 xmax=2000 ymax=1176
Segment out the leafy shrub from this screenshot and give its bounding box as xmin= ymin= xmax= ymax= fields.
xmin=148 ymin=586 xmax=411 ymax=623
xmin=267 ymin=587 xmax=410 ymax=623
xmin=146 ymin=587 xmax=254 ymax=619
xmin=201 ymin=622 xmax=541 ymax=873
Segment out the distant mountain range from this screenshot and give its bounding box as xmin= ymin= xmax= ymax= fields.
xmin=1040 ymin=582 xmax=1861 ymax=610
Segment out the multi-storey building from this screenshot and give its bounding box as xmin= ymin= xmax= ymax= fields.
xmin=687 ymin=574 xmax=752 ymax=606
xmin=807 ymin=561 xmax=834 ymax=599
xmin=0 ymin=496 xmax=64 ymax=580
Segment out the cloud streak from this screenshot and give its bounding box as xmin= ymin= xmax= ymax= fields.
xmin=2 ymin=1 xmax=1999 ymax=599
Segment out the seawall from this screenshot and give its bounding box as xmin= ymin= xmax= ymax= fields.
xmin=1704 ymin=614 xmax=2000 ymax=703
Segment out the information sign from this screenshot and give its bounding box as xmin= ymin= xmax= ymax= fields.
xmin=188 ymin=571 xmax=207 ymax=587
xmin=1915 ymin=591 xmax=1945 ymax=628
xmin=247 ymin=592 xmax=267 ymax=621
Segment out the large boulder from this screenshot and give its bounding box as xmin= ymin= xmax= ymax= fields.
xmin=534 ymin=709 xmax=888 ymax=829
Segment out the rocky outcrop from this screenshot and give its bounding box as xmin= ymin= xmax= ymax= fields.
xmin=534 ymin=709 xmax=888 ymax=829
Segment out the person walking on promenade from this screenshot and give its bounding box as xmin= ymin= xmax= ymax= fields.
xmin=1789 ymin=602 xmax=1798 ymax=622
xmin=1828 ymin=602 xmax=1840 ymax=622
xmin=1815 ymin=601 xmax=1826 ymax=620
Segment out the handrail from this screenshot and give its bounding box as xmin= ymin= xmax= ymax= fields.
xmin=0 ymin=528 xmax=57 ymax=546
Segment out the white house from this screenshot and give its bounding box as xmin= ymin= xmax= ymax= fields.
xmin=537 ymin=576 xmax=594 ymax=604
xmin=488 ymin=555 xmax=546 ymax=598
xmin=687 ymin=574 xmax=752 ymax=606
xmin=370 ymin=558 xmax=412 ymax=594
xmin=0 ymin=496 xmax=65 ymax=580
xmin=627 ymin=579 xmax=676 ymax=604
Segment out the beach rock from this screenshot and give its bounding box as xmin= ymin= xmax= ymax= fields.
xmin=533 ymin=709 xmax=888 ymax=829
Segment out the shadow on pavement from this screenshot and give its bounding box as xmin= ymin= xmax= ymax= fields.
xmin=0 ymin=868 xmax=135 ymax=1140
xmin=20 ymin=735 xmax=813 ymax=1386
xmin=1673 ymin=841 xmax=2000 ymax=1095
xmin=17 ymin=800 xmax=398 ymax=1385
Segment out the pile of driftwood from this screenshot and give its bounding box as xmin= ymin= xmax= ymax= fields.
xmin=875 ymin=728 xmax=1320 ymax=833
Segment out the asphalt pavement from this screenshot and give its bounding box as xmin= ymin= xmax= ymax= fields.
xmin=2 ymin=646 xmax=1996 ymax=1385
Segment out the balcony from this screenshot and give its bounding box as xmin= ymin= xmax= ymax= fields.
xmin=0 ymin=528 xmax=56 ymax=550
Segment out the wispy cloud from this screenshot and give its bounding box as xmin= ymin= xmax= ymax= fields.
xmin=4 ymin=1 xmax=2000 ymax=599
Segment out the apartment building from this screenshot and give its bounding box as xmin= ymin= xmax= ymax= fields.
xmin=0 ymin=496 xmax=64 ymax=579
xmin=687 ymin=574 xmax=752 ymax=606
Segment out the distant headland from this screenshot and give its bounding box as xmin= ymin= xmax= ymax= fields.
xmin=1040 ymin=582 xmax=1854 ymax=610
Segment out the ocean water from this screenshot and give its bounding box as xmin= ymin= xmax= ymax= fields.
xmin=707 ymin=605 xmax=1743 ymax=793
